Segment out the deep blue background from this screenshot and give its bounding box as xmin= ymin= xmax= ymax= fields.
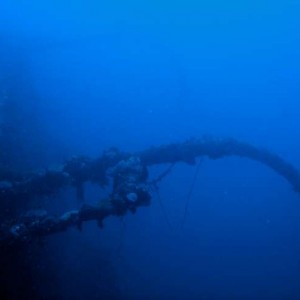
xmin=1 ymin=1 xmax=300 ymax=299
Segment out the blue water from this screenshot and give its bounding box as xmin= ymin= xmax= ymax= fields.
xmin=1 ymin=1 xmax=300 ymax=299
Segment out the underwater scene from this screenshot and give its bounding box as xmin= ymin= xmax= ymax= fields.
xmin=1 ymin=1 xmax=300 ymax=299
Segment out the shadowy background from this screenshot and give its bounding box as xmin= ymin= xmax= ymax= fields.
xmin=1 ymin=0 xmax=300 ymax=299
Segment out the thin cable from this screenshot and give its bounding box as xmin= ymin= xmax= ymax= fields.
xmin=181 ymin=158 xmax=204 ymax=229
xmin=150 ymin=162 xmax=176 ymax=186
xmin=116 ymin=217 xmax=126 ymax=257
xmin=148 ymin=163 xmax=176 ymax=230
xmin=153 ymin=185 xmax=173 ymax=230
